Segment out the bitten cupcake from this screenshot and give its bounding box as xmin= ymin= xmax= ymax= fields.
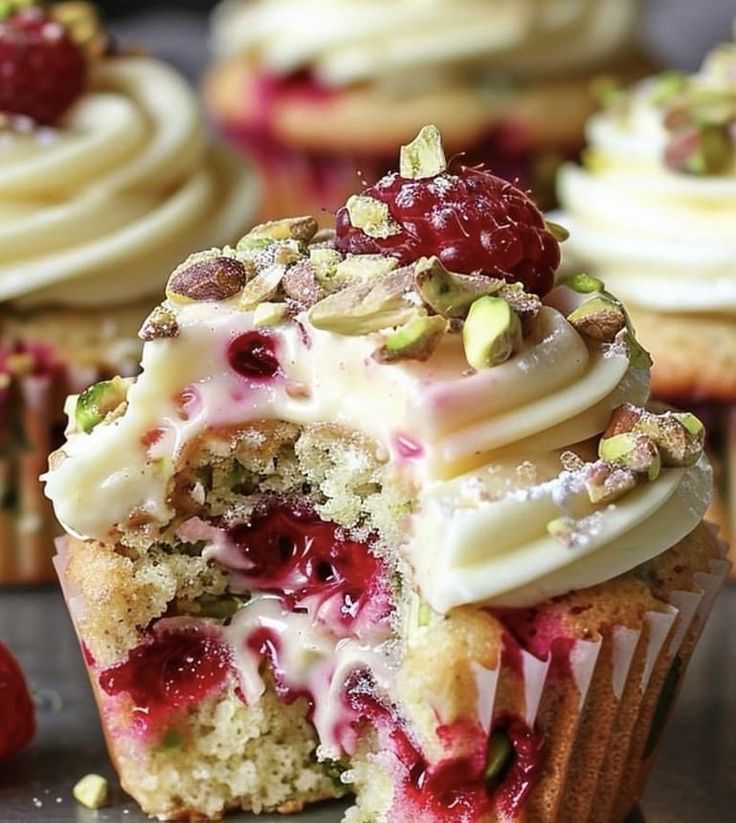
xmin=204 ymin=0 xmax=647 ymax=220
xmin=0 ymin=0 xmax=259 ymax=584
xmin=557 ymin=34 xmax=736 ymax=553
xmin=44 ymin=127 xmax=727 ymax=822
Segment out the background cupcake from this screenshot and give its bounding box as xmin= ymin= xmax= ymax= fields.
xmin=556 ymin=33 xmax=736 ymax=553
xmin=204 ymin=0 xmax=648 ymax=220
xmin=0 ymin=0 xmax=259 ymax=585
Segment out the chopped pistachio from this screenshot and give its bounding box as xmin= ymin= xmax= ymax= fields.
xmin=374 ymin=315 xmax=446 ymax=363
xmin=139 ymin=305 xmax=179 ymax=341
xmin=282 ymin=260 xmax=322 ymax=307
xmin=414 ymin=256 xmax=503 ymax=318
xmin=545 ymin=220 xmax=570 ymax=242
xmin=75 ymin=376 xmax=132 ymax=434
xmin=238 ymin=264 xmax=286 ymax=310
xmin=73 ymin=774 xmax=109 ymax=810
xmin=334 ymin=254 xmax=398 ymax=287
xmin=675 ymin=411 xmax=705 ymax=437
xmin=547 ymin=517 xmax=574 ymax=540
xmin=484 ymin=729 xmax=513 ymax=784
xmin=236 ymin=235 xmax=274 ymax=253
xmin=463 ymin=296 xmax=522 ymax=369
xmin=664 ymin=124 xmax=733 ymax=176
xmin=583 ymin=460 xmax=638 ymax=505
xmin=239 ymin=216 xmax=318 ymax=246
xmin=166 ymin=254 xmax=247 ymax=303
xmin=561 ymin=272 xmax=604 ymax=294
xmin=309 ymin=247 xmax=343 ymax=288
xmin=497 ymin=282 xmax=543 ymax=335
xmin=308 ymin=268 xmax=416 ymax=334
xmin=345 ymin=194 xmax=401 ymax=239
xmin=399 ymin=124 xmax=447 ymax=180
xmin=567 ymin=294 xmax=626 ymax=342
xmin=599 ymin=432 xmax=661 ymax=480
xmin=651 ymin=70 xmax=689 ymax=106
xmin=254 ymin=302 xmax=290 ymax=328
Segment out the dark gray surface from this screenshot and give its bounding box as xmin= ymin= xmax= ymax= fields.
xmin=0 ymin=584 xmax=735 ymax=822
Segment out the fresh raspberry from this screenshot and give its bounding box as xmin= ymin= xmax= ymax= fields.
xmin=0 ymin=641 xmax=35 ymax=763
xmin=0 ymin=8 xmax=87 ymax=125
xmin=335 ymin=167 xmax=560 ymax=296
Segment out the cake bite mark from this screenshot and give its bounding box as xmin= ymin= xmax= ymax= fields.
xmin=98 ymin=626 xmax=232 ymax=736
xmin=335 ymin=126 xmax=561 ymax=296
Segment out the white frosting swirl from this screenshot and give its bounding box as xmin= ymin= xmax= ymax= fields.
xmin=211 ymin=0 xmax=639 ymax=87
xmin=0 ymin=57 xmax=259 ymax=308
xmin=557 ymin=43 xmax=736 ymax=313
xmin=42 ymin=273 xmax=710 ymax=611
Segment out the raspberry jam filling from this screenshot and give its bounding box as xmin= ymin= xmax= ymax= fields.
xmin=98 ymin=627 xmax=232 ymax=734
xmin=227 ymin=331 xmax=281 ymax=380
xmin=227 ymin=505 xmax=391 ymax=635
xmin=345 ymin=673 xmax=544 ymax=823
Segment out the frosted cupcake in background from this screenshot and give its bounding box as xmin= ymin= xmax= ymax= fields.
xmin=557 ymin=33 xmax=736 ymax=554
xmin=204 ymin=0 xmax=648 ymax=220
xmin=0 ymin=0 xmax=259 ymax=584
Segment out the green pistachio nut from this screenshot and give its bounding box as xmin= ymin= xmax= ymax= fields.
xmin=308 ymin=269 xmax=416 ymax=335
xmin=75 ymin=376 xmax=132 ymax=434
xmin=598 ymin=432 xmax=661 ymax=480
xmin=345 ymin=194 xmax=401 ymax=239
xmin=567 ymin=294 xmax=627 ymax=342
xmin=374 ymin=315 xmax=446 ymax=363
xmin=561 ymin=272 xmax=605 ymax=295
xmin=139 ymin=305 xmax=179 ymax=341
xmin=73 ymin=774 xmax=109 ymax=810
xmin=651 ymin=70 xmax=689 ymax=106
xmin=309 ymin=247 xmax=344 ymax=289
xmin=399 ymin=124 xmax=448 ymax=180
xmin=334 ymin=254 xmax=398 ymax=286
xmin=664 ymin=124 xmax=733 ymax=176
xmin=238 ymin=264 xmax=287 ymax=310
xmin=167 ymin=253 xmax=247 ymax=303
xmin=238 ymin=216 xmax=318 ymax=247
xmin=583 ymin=461 xmax=638 ymax=505
xmin=414 ymin=256 xmax=504 ymax=318
xmin=463 ymin=296 xmax=522 ymax=370
xmin=254 ymin=302 xmax=290 ymax=328
xmin=484 ymin=730 xmax=513 ymax=784
xmin=497 ymin=282 xmax=542 ymax=335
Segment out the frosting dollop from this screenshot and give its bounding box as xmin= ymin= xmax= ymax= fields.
xmin=0 ymin=56 xmax=258 ymax=308
xmin=557 ymin=39 xmax=736 ymax=313
xmin=42 ymin=230 xmax=710 ymax=611
xmin=211 ymin=0 xmax=639 ymax=87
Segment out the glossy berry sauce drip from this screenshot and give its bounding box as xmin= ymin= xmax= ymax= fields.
xmin=345 ymin=673 xmax=544 ymax=823
xmin=228 ymin=505 xmax=391 ymax=635
xmin=98 ymin=628 xmax=232 ymax=734
xmin=227 ymin=331 xmax=281 ymax=380
xmin=335 ymin=167 xmax=560 ymax=296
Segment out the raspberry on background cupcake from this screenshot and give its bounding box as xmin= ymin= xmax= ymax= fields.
xmin=0 ymin=0 xmax=260 ymax=585
xmin=43 ymin=126 xmax=728 ymax=822
xmin=204 ymin=0 xmax=650 ymax=221
xmin=557 ymin=34 xmax=736 ymax=558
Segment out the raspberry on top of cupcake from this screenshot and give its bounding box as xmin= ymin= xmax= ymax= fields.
xmin=0 ymin=0 xmax=257 ymax=309
xmin=43 ymin=127 xmax=720 ymax=823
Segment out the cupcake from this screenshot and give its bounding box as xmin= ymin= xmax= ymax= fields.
xmin=557 ymin=35 xmax=736 ymax=555
xmin=42 ymin=127 xmax=728 ymax=822
xmin=0 ymin=1 xmax=259 ymax=584
xmin=204 ymin=0 xmax=648 ymax=220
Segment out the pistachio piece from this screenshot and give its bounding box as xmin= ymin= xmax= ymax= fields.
xmin=309 ymin=247 xmax=344 ymax=288
xmin=583 ymin=460 xmax=637 ymax=505
xmin=650 ymin=70 xmax=689 ymax=106
xmin=167 ymin=254 xmax=246 ymax=303
xmin=239 ymin=216 xmax=318 ymax=246
xmin=547 ymin=517 xmax=574 ymax=544
xmin=567 ymin=294 xmax=626 ymax=342
xmin=484 ymin=729 xmax=513 ymax=784
xmin=560 ymin=272 xmax=604 ymax=294
xmin=282 ymin=260 xmax=323 ymax=308
xmin=345 ymin=194 xmax=401 ymax=239
xmin=238 ymin=264 xmax=286 ymax=310
xmin=599 ymin=432 xmax=661 ymax=480
xmin=139 ymin=305 xmax=179 ymax=341
xmin=560 ymin=450 xmax=585 ymax=473
xmin=545 ymin=221 xmax=569 ymax=243
xmin=73 ymin=774 xmax=109 ymax=810
xmin=308 ymin=268 xmax=416 ymax=335
xmin=463 ymin=296 xmax=522 ymax=370
xmin=254 ymin=302 xmax=290 ymax=328
xmin=374 ymin=315 xmax=446 ymax=363
xmin=664 ymin=124 xmax=733 ymax=176
xmin=620 ymin=327 xmax=653 ymax=370
xmin=414 ymin=256 xmax=503 ymax=318
xmin=399 ymin=124 xmax=447 ymax=180
xmin=335 ymin=254 xmax=398 ymax=286
xmin=497 ymin=282 xmax=542 ymax=335
xmin=75 ymin=376 xmax=132 ymax=434
xmin=603 ymin=404 xmax=705 ymax=467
